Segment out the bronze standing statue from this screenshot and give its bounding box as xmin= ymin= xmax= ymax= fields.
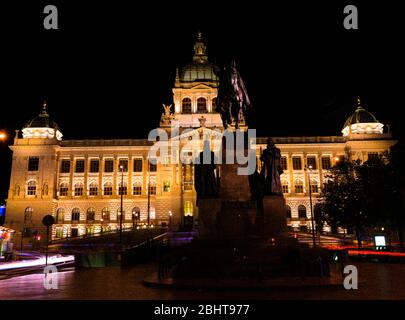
xmin=215 ymin=60 xmax=252 ymax=129
xmin=260 ymin=138 xmax=283 ymax=195
xmin=194 ymin=140 xmax=219 ymax=203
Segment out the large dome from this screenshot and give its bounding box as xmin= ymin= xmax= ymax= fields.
xmin=342 ymin=97 xmax=383 ymax=136
xmin=180 ymin=61 xmax=218 ymax=82
xmin=179 ymin=33 xmax=218 ymax=83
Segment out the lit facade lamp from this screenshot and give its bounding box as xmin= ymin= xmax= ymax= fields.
xmin=305 ymin=164 xmax=316 ymax=247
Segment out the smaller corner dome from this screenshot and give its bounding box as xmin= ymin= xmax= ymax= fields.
xmin=342 ymin=97 xmax=383 ymax=136
xmin=24 ymin=102 xmax=61 ymax=131
xmin=22 ymin=102 xmax=63 ymax=140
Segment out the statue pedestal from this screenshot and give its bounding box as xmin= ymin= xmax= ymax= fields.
xmin=197 ymin=199 xmax=221 ymax=239
xmin=259 ymin=195 xmax=287 ymax=237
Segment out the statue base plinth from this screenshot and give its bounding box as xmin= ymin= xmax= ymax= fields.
xmin=258 ymin=194 xmax=287 ymax=238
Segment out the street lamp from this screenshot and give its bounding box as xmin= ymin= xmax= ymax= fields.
xmin=0 ymin=132 xmax=7 ymax=141
xmin=306 ymin=165 xmax=316 ymax=247
xmin=100 ymin=218 xmax=103 ymax=234
xmin=119 ymin=165 xmax=124 ymax=247
xmin=169 ymin=210 xmax=172 ymax=231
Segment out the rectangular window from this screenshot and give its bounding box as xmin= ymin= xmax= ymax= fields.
xmin=104 ymin=159 xmax=114 ymax=173
xmin=292 ymin=157 xmax=302 ymax=170
xmin=282 ymin=184 xmax=289 ymax=194
xmin=89 ymin=186 xmax=98 ymax=196
xmin=59 ymin=185 xmax=68 ymax=196
xmin=74 ymin=186 xmax=83 ymax=196
xmin=307 ymin=156 xmax=317 ymax=170
xmin=133 ymin=159 xmax=143 ymax=172
xmin=310 ymin=184 xmax=319 ymax=193
xmin=148 ymin=185 xmax=156 ymax=195
xmin=104 ymin=185 xmax=113 ymax=196
xmin=27 ymin=184 xmax=37 ymax=196
xmin=75 ymin=159 xmax=85 ymax=173
xmin=295 ymin=184 xmax=304 ymax=193
xmin=118 ymin=184 xmax=127 ymax=195
xmin=119 ymin=159 xmax=128 ymax=172
xmin=280 ymin=157 xmax=287 ymax=170
xmin=89 ymin=159 xmax=99 ymax=173
xmin=133 ymin=184 xmax=142 ymax=195
xmin=60 ymin=160 xmax=70 ymax=173
xmin=321 ymin=156 xmax=331 ymax=170
xmin=28 ymin=157 xmax=39 ymax=171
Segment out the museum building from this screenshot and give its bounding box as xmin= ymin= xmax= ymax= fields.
xmin=4 ymin=34 xmax=396 ymax=241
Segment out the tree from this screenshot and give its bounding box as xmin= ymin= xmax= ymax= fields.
xmin=320 ymin=158 xmax=368 ymax=247
xmin=320 ymin=142 xmax=405 ymax=248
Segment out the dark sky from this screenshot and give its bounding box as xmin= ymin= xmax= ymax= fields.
xmin=0 ymin=1 xmax=404 ymax=202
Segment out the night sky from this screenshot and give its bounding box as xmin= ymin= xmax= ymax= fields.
xmin=0 ymin=1 xmax=404 ymax=202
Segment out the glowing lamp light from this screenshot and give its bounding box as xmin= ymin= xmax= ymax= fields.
xmin=0 ymin=132 xmax=7 ymax=140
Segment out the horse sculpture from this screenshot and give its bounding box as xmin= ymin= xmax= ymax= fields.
xmin=215 ymin=60 xmax=252 ymax=129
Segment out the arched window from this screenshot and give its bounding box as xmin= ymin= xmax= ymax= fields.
xmin=286 ymin=205 xmax=292 ymax=219
xmin=71 ymin=208 xmax=80 ymax=221
xmin=104 ymin=182 xmax=113 ymax=196
xmin=59 ymin=183 xmax=69 ymax=196
xmin=133 ymin=182 xmax=142 ymax=195
xmin=184 ymin=201 xmax=193 ymax=216
xmin=27 ymin=180 xmax=37 ymax=196
xmin=87 ymin=208 xmax=95 ymax=221
xmin=56 ymin=208 xmax=65 ymax=223
xmin=101 ymin=207 xmax=110 ymax=221
xmin=132 ymin=207 xmax=140 ymax=220
xmin=294 ymin=179 xmax=304 ymax=193
xmin=89 ymin=182 xmax=98 ymax=196
xmin=74 ymin=183 xmax=84 ymax=196
xmin=118 ymin=182 xmax=127 ymax=195
xmin=298 ymin=205 xmax=307 ymax=219
xmin=197 ymin=97 xmax=207 ymax=113
xmin=182 ymin=98 xmax=192 ymax=114
xmin=24 ymin=207 xmax=33 ymax=223
xmin=212 ymin=97 xmax=217 ymax=111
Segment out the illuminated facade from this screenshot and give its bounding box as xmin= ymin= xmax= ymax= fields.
xmin=4 ymin=35 xmax=396 ymax=241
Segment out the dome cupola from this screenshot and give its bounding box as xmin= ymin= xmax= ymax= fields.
xmin=22 ymin=101 xmax=63 ymax=140
xmin=342 ymin=97 xmax=383 ymax=136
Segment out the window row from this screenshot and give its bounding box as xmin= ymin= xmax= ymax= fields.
xmin=281 ymin=179 xmax=320 ymax=194
xmin=279 ymin=156 xmax=333 ymax=171
xmin=58 ymin=182 xmax=161 ymax=196
xmin=181 ymin=97 xmax=216 ymax=114
xmin=55 ymin=207 xmax=153 ymax=223
xmin=60 ymin=158 xmax=156 ymax=174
